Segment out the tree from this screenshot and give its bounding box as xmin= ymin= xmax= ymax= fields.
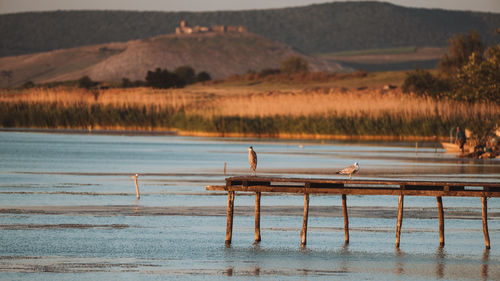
xmin=121 ymin=78 xmax=133 ymax=88
xmin=145 ymin=68 xmax=184 ymax=89
xmin=22 ymin=81 xmax=35 ymax=89
xmin=174 ymin=66 xmax=196 ymax=85
xmin=452 ymin=45 xmax=500 ymax=103
xmin=196 ymin=71 xmax=211 ymax=82
xmin=280 ymin=56 xmax=309 ymax=74
xmin=438 ymin=30 xmax=485 ymax=75
xmin=78 ymin=75 xmax=96 ymax=89
xmin=401 ymin=69 xmax=451 ymax=98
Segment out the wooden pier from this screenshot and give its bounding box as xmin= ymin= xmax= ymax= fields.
xmin=206 ymin=176 xmax=500 ymax=248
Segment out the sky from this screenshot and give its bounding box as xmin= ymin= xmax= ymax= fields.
xmin=1 ymin=0 xmax=499 ymax=14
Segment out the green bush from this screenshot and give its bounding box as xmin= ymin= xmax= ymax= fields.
xmin=402 ymin=69 xmax=451 ymax=98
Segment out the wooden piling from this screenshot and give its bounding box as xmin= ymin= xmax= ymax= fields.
xmin=255 ymin=192 xmax=261 ymax=243
xmin=224 ymin=162 xmax=227 ymax=175
xmin=395 ymin=194 xmax=404 ymax=248
xmin=482 ymin=196 xmax=490 ymax=249
xmin=225 ymin=191 xmax=235 ymax=246
xmin=208 ymin=176 xmax=500 ymax=247
xmin=342 ymin=194 xmax=349 ymax=244
xmin=133 ymin=174 xmax=140 ymax=199
xmin=437 ymin=196 xmax=444 ymax=247
xmin=301 ymin=193 xmax=310 ymax=246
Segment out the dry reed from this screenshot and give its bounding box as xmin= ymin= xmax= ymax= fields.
xmin=1 ymin=86 xmax=498 ymax=121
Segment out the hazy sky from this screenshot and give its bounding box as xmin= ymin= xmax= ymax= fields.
xmin=1 ymin=0 xmax=499 ymax=14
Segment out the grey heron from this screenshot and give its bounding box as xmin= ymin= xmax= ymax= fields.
xmin=248 ymin=146 xmax=257 ymax=176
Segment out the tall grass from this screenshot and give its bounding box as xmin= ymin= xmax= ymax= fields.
xmin=1 ymin=87 xmax=498 ymax=139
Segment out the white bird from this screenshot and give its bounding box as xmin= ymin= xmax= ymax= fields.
xmin=248 ymin=146 xmax=257 ymax=176
xmin=336 ymin=162 xmax=359 ymax=179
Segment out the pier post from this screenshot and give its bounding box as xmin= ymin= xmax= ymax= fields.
xmin=482 ymin=196 xmax=490 ymax=249
xmin=395 ymin=194 xmax=404 ymax=248
xmin=255 ymin=192 xmax=261 ymax=243
xmin=437 ymin=196 xmax=445 ymax=247
xmin=301 ymin=193 xmax=310 ymax=246
xmin=225 ymin=191 xmax=235 ymax=246
xmin=342 ymin=194 xmax=349 ymax=244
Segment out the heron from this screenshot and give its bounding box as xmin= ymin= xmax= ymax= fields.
xmin=336 ymin=162 xmax=359 ymax=179
xmin=248 ymin=146 xmax=257 ymax=176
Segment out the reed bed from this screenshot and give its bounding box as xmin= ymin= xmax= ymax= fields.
xmin=1 ymin=86 xmax=498 ymax=138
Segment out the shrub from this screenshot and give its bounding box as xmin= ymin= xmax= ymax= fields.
xmin=78 ymin=76 xmax=96 ymax=89
xmin=174 ymin=65 xmax=196 ymax=85
xmin=21 ymin=81 xmax=35 ymax=89
xmin=145 ymin=68 xmax=184 ymax=89
xmin=402 ymin=69 xmax=451 ymax=98
xmin=196 ymin=71 xmax=211 ymax=82
xmin=280 ymin=56 xmax=309 ymax=74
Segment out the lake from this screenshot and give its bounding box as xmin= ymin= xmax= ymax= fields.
xmin=0 ymin=131 xmax=498 ymax=280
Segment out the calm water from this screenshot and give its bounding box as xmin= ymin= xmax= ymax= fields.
xmin=0 ymin=131 xmax=498 ymax=280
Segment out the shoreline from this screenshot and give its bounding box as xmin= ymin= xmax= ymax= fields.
xmin=0 ymin=127 xmax=445 ymax=142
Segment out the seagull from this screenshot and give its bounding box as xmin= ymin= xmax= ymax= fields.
xmin=248 ymin=146 xmax=257 ymax=176
xmin=336 ymin=162 xmax=359 ymax=179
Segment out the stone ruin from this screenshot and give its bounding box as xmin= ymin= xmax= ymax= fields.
xmin=175 ymin=20 xmax=247 ymax=34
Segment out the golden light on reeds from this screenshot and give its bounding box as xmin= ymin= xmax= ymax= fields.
xmin=2 ymin=86 xmax=496 ymax=120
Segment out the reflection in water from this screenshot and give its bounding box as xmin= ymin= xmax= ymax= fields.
xmin=253 ymin=266 xmax=260 ymax=276
xmin=395 ymin=248 xmax=405 ymax=275
xmin=339 ymin=243 xmax=350 ymax=273
xmin=482 ymin=249 xmax=489 ymax=281
xmin=224 ymin=267 xmax=233 ymax=276
xmin=435 ymin=246 xmax=446 ymax=279
xmin=134 ymin=199 xmax=139 ymax=214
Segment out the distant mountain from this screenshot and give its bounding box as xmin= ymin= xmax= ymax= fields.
xmin=1 ymin=2 xmax=500 ymax=58
xmin=0 ymin=31 xmax=346 ymax=87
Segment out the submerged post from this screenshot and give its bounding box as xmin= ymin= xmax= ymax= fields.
xmin=342 ymin=194 xmax=349 ymax=244
xmin=133 ymin=174 xmax=140 ymax=199
xmin=255 ymin=192 xmax=261 ymax=243
xmin=437 ymin=196 xmax=445 ymax=247
xmin=301 ymin=193 xmax=310 ymax=246
xmin=225 ymin=191 xmax=235 ymax=246
xmin=482 ymin=196 xmax=490 ymax=249
xmin=395 ymin=194 xmax=404 ymax=248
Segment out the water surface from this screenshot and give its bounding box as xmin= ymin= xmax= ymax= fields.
xmin=0 ymin=131 xmax=498 ymax=280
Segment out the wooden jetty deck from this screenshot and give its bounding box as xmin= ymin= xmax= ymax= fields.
xmin=206 ymin=176 xmax=500 ymax=249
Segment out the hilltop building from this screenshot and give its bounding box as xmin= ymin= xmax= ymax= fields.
xmin=175 ymin=20 xmax=246 ymax=34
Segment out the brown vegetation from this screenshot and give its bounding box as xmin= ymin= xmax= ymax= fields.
xmin=2 ymin=86 xmax=497 ymax=123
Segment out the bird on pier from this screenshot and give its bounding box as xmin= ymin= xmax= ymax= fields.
xmin=248 ymin=146 xmax=258 ymax=176
xmin=336 ymin=162 xmax=359 ymax=179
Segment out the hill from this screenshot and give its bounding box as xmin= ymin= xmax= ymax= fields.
xmin=1 ymin=2 xmax=499 ymax=58
xmin=0 ymin=31 xmax=346 ymax=87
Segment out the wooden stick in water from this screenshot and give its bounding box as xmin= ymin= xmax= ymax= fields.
xmin=301 ymin=193 xmax=310 ymax=247
xmin=395 ymin=194 xmax=404 ymax=248
xmin=482 ymin=196 xmax=490 ymax=249
xmin=255 ymin=192 xmax=261 ymax=243
xmin=437 ymin=196 xmax=445 ymax=247
xmin=133 ymin=173 xmax=140 ymax=199
xmin=342 ymin=194 xmax=349 ymax=244
xmin=225 ymin=191 xmax=235 ymax=246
